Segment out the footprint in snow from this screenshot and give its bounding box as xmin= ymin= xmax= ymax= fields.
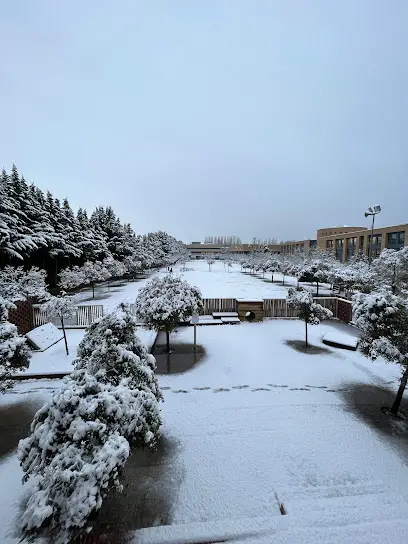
xmin=161 ymin=386 xmax=172 ymax=390
xmin=232 ymin=385 xmax=250 ymax=389
xmin=305 ymin=385 xmax=327 ymax=389
xmin=252 ymin=387 xmax=270 ymax=392
xmin=194 ymin=387 xmax=211 ymax=390
xmin=173 ymin=389 xmax=189 ymax=394
xmin=326 ymin=389 xmax=337 ymax=392
xmin=289 ymin=388 xmax=310 ymax=391
xmin=213 ymin=388 xmax=230 ymax=393
xmin=267 ymin=384 xmax=288 ymax=388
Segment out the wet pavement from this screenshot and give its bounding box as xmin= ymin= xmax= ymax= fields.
xmin=152 ymin=333 xmax=206 ymax=374
xmin=0 ymin=399 xmax=43 ymax=461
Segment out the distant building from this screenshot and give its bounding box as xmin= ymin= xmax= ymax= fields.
xmin=187 ymin=222 xmax=408 ymax=262
xmin=186 ymin=242 xmax=280 ymax=258
xmin=318 ymin=223 xmax=408 ymax=262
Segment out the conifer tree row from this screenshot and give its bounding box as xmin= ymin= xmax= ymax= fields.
xmin=0 ymin=165 xmax=185 ymax=285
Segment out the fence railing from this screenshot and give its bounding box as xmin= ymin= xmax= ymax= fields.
xmin=201 ymin=298 xmax=237 ymax=315
xmin=33 ymin=304 xmax=104 ymax=328
xmin=32 ymin=297 xmax=353 ymax=329
xmin=263 ymin=297 xmax=350 ymax=322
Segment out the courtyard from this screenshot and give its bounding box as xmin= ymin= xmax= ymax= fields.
xmin=3 ymin=306 xmax=408 ymax=542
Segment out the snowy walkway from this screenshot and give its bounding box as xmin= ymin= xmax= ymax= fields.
xmin=3 ymin=320 xmax=408 ymax=543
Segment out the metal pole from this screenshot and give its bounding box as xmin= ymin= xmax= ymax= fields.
xmin=368 ymin=214 xmax=375 ymax=267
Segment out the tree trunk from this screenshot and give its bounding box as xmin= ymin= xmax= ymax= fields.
xmin=316 ymin=281 xmax=319 ymax=296
xmin=166 ymin=331 xmax=170 ymax=353
xmin=391 ymin=365 xmax=408 ymax=415
xmin=61 ymin=316 xmax=69 ymax=355
xmin=92 ymin=282 xmax=95 ymax=298
xmin=271 ymin=273 xmax=274 ymax=282
xmin=305 ymin=321 xmax=308 ymax=349
xmin=282 ymin=275 xmax=285 ymax=286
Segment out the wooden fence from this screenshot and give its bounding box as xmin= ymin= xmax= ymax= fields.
xmin=201 ymin=298 xmax=237 ymax=315
xmin=33 ymin=304 xmax=103 ymax=328
xmin=263 ymin=296 xmax=348 ymax=321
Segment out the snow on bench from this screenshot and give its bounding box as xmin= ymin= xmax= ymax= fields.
xmin=322 ymin=331 xmax=359 ymax=351
xmin=26 ymin=323 xmax=64 ymax=351
xmin=212 ymin=312 xmax=239 ymax=318
xmin=221 ymin=317 xmax=240 ymax=324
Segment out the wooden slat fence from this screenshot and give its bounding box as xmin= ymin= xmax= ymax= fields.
xmin=201 ymin=298 xmax=237 ymax=315
xmin=263 ymin=297 xmax=349 ymax=322
xmin=33 ymin=304 xmax=103 ymax=328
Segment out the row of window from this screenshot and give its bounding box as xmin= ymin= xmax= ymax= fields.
xmin=326 ymin=231 xmax=405 ymax=259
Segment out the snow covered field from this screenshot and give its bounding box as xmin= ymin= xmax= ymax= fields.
xmin=2 ymin=320 xmax=408 ymax=543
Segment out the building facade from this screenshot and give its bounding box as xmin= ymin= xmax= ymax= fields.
xmin=187 ymin=223 xmax=408 ymax=262
xmin=186 ymin=242 xmax=280 ymax=258
xmin=317 ymin=224 xmax=408 ymax=262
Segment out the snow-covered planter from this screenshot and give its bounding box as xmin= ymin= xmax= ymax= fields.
xmin=135 ymin=275 xmax=203 ymax=352
xmin=353 ymin=288 xmax=408 ymax=415
xmin=18 ymin=370 xmax=160 ymax=540
xmin=0 ymin=296 xmax=30 ymax=391
xmin=287 ymin=287 xmax=333 ymax=348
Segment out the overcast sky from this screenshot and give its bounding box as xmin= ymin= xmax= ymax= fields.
xmin=1 ymin=1 xmax=407 ymax=243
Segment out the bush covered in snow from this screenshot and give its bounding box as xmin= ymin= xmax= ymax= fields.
xmin=135 ymin=275 xmax=203 ymax=352
xmin=75 ymin=304 xmax=162 ymax=402
xmin=19 ymin=304 xmax=162 ymax=540
xmin=287 ymin=287 xmax=333 ymax=348
xmin=353 ymin=289 xmax=408 ymax=414
xmin=0 ymin=265 xmax=49 ymax=302
xmin=0 ymin=296 xmax=30 ymax=391
xmin=18 ymin=370 xmax=160 ymax=540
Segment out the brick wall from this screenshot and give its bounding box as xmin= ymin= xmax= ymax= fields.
xmin=8 ymin=300 xmax=34 ymax=334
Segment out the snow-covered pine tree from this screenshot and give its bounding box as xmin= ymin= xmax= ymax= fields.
xmin=74 ymin=303 xmax=162 ymax=402
xmin=287 ymin=287 xmax=333 ymax=348
xmin=353 ymin=289 xmax=408 ymax=415
xmin=18 ymin=369 xmax=161 ymax=541
xmin=135 ymin=275 xmax=203 ymax=352
xmin=18 ymin=305 xmax=162 ymax=540
xmin=40 ymin=295 xmax=78 ymax=355
xmin=0 ymin=296 xmax=31 ymax=391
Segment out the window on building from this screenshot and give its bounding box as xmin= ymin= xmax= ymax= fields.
xmin=346 ymin=237 xmax=356 ymax=260
xmin=326 ymin=240 xmax=334 ymax=250
xmin=335 ymin=239 xmax=343 ymax=261
xmin=387 ymin=231 xmax=405 ymax=249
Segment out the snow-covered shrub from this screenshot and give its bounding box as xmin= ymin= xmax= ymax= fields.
xmin=0 ymin=296 xmax=30 ymax=391
xmin=0 ymin=265 xmax=48 ymax=302
xmin=19 ymin=305 xmax=162 ymax=540
xmin=59 ymin=265 xmax=86 ymax=291
xmin=135 ymin=275 xmax=203 ymax=352
xmin=287 ymin=287 xmax=333 ymax=348
xmin=40 ymin=295 xmax=78 ymax=355
xmin=353 ymin=288 xmax=408 ymax=414
xmin=18 ymin=370 xmax=160 ymax=540
xmin=74 ymin=304 xmax=162 ymax=402
xmin=82 ymin=261 xmax=111 ymax=298
xmin=102 ymin=256 xmax=126 ymax=278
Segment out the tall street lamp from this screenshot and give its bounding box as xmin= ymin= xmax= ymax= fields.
xmin=365 ymin=205 xmax=381 ymax=266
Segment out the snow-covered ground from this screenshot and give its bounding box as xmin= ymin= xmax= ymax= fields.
xmin=23 ymin=327 xmax=156 ymax=376
xmin=2 ymin=320 xmax=408 ymax=543
xmin=68 ymin=261 xmax=331 ymax=319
